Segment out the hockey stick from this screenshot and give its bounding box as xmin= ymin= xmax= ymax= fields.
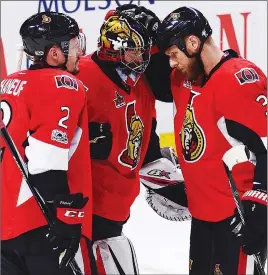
xmin=0 ymin=120 xmax=83 ymax=275
xmin=16 ymin=44 xmax=24 ymax=71
xmin=222 ymin=145 xmax=266 ymax=275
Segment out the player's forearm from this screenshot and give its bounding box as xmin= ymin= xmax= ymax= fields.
xmin=29 ymin=170 xmax=69 ymax=201
xmin=25 ymin=135 xmax=70 ymax=201
xmin=145 ymin=51 xmax=173 ymax=102
xmin=142 ymin=118 xmax=162 ymax=166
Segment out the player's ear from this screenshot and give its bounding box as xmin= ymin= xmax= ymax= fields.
xmin=46 ymin=45 xmax=63 ymax=64
xmin=185 ymin=35 xmax=200 ymax=55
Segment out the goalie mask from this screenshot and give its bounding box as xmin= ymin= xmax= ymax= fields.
xmin=97 ymin=10 xmax=152 ymax=74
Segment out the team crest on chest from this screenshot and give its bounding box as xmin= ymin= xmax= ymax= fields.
xmin=118 ymin=101 xmax=144 ymax=169
xmin=113 ymin=90 xmax=126 ymax=108
xmin=180 ymin=90 xmax=206 ymax=162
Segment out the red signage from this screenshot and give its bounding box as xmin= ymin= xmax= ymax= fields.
xmin=217 ymin=12 xmax=250 ymax=58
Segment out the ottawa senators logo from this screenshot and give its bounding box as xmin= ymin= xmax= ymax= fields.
xmin=99 ymin=14 xmax=144 ymax=52
xmin=42 ymin=15 xmax=51 ymax=24
xmin=180 ymin=90 xmax=206 ymax=162
xmin=235 ymin=67 xmax=259 ymax=85
xmin=214 ymin=264 xmax=223 ymax=275
xmin=119 ymin=101 xmax=144 ymax=169
xmin=169 ymin=13 xmax=181 ymax=20
xmin=55 ymin=75 xmax=78 ymax=91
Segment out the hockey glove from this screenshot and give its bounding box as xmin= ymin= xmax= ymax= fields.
xmin=116 ymin=4 xmax=160 ymax=45
xmin=140 ymin=147 xmax=191 ymax=221
xmin=89 ymin=122 xmax=112 ymax=160
xmin=230 ymin=189 xmax=267 ymax=255
xmin=46 ymin=193 xmax=88 ymax=268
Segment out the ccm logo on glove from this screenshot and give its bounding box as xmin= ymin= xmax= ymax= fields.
xmin=57 ymin=209 xmax=85 ymax=223
xmin=64 ymin=210 xmax=85 ymax=218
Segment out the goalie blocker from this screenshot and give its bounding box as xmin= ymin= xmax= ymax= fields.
xmin=139 ymin=147 xmax=191 ymax=221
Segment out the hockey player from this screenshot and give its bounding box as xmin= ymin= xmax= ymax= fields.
xmin=1 ymin=12 xmax=96 ymax=275
xmin=77 ymin=9 xmax=157 ymax=274
xmin=76 ymin=6 xmax=189 ymax=274
xmin=153 ymin=6 xmax=267 ymax=275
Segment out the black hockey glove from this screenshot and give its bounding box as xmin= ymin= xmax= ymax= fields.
xmin=230 ymin=189 xmax=267 ymax=255
xmin=116 ymin=4 xmax=160 ymax=45
xmin=46 ymin=193 xmax=88 ymax=268
xmin=89 ymin=122 xmax=112 ymax=160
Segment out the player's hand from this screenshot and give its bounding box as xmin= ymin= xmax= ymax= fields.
xmin=46 ymin=193 xmax=88 ymax=268
xmin=230 ymin=189 xmax=267 ymax=255
xmin=89 ymin=122 xmax=112 ymax=160
xmin=116 ymin=4 xmax=160 ymax=45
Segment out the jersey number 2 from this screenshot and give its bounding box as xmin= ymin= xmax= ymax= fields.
xmin=58 ymin=107 xmax=70 ymax=129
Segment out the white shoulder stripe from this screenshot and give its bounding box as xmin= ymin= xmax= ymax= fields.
xmin=261 ymin=137 xmax=267 ymax=149
xmin=25 ymin=136 xmax=69 ymax=175
xmin=217 ymin=116 xmax=242 ymax=147
xmin=69 ymin=127 xmax=82 ymax=160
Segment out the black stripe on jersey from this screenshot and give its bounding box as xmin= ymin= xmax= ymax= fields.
xmin=29 ymin=170 xmax=69 ymax=202
xmin=225 ymin=119 xmax=267 ymax=190
xmin=0 ymin=146 xmax=5 ymax=162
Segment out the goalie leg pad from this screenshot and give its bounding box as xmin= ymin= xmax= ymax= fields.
xmin=92 ymin=235 xmax=139 ymax=274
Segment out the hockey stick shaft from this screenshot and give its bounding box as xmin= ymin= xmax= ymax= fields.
xmin=0 ymin=120 xmax=83 ymax=275
xmin=222 ymin=145 xmax=265 ymax=275
xmin=16 ymin=44 xmax=24 ymax=71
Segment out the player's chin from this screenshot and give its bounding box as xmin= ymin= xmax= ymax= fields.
xmin=185 ymin=71 xmax=199 ymax=81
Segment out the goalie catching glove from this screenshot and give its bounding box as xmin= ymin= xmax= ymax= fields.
xmin=140 ymin=147 xmax=191 ymax=221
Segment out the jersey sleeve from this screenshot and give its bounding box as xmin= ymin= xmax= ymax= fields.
xmin=145 ymin=51 xmax=173 ymax=102
xmin=215 ymin=66 xmax=267 ymax=190
xmin=142 ymin=117 xmax=162 ymax=166
xmin=25 ymin=73 xmax=86 ymax=175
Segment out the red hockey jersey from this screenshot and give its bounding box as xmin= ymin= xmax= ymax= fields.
xmin=171 ymin=54 xmax=267 ymax=222
xmin=1 ymin=68 xmax=92 ymax=240
xmin=77 ymin=54 xmax=155 ymax=221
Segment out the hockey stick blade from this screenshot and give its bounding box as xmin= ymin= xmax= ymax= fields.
xmin=222 ymin=146 xmax=265 ymax=275
xmin=0 ymin=120 xmax=83 ymax=275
